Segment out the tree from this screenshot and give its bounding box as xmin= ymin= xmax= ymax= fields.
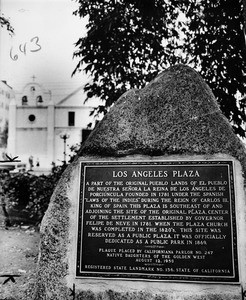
xmin=0 ymin=13 xmax=14 ymax=35
xmin=184 ymin=0 xmax=246 ymax=136
xmin=72 ymin=0 xmax=185 ymax=115
xmin=72 ymin=0 xmax=246 ymax=136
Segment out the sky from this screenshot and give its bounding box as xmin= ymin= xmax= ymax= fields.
xmin=0 ymin=0 xmax=89 ymax=98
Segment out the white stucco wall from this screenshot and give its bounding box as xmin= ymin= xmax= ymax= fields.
xmin=55 ymin=106 xmax=93 ymax=128
xmin=16 ymin=128 xmax=47 ymax=167
xmin=16 ymin=107 xmax=48 ymax=128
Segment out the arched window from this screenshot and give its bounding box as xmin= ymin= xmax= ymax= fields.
xmin=36 ymin=95 xmax=43 ymax=105
xmin=22 ymin=95 xmax=28 ymax=105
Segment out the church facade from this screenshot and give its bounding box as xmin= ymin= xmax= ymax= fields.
xmin=7 ymin=81 xmax=96 ymax=169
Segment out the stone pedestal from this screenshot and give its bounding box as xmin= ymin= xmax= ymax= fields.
xmin=33 ymin=65 xmax=246 ymax=300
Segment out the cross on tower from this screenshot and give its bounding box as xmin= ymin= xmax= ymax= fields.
xmin=31 ymin=75 xmax=36 ymax=82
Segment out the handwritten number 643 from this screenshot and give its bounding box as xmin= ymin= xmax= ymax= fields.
xmin=10 ymin=36 xmax=41 ymax=61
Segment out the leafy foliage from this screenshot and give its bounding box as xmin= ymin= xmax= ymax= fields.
xmin=4 ymin=172 xmax=33 ymax=210
xmin=0 ymin=14 xmax=14 ymax=35
xmin=0 ymin=165 xmax=66 ymax=225
xmin=184 ymin=0 xmax=246 ymax=136
xmin=72 ymin=0 xmax=185 ymax=115
xmin=72 ymin=0 xmax=246 ymax=136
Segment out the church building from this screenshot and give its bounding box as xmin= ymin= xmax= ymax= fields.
xmin=0 ymin=81 xmax=14 ymax=148
xmin=7 ymin=80 xmax=97 ymax=169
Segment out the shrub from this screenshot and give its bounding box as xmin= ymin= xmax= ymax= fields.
xmin=0 ymin=164 xmax=66 ymax=225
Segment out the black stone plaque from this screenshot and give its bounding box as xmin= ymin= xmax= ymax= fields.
xmin=76 ymin=160 xmax=239 ymax=282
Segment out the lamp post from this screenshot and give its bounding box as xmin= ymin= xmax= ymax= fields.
xmin=60 ymin=133 xmax=70 ymax=165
